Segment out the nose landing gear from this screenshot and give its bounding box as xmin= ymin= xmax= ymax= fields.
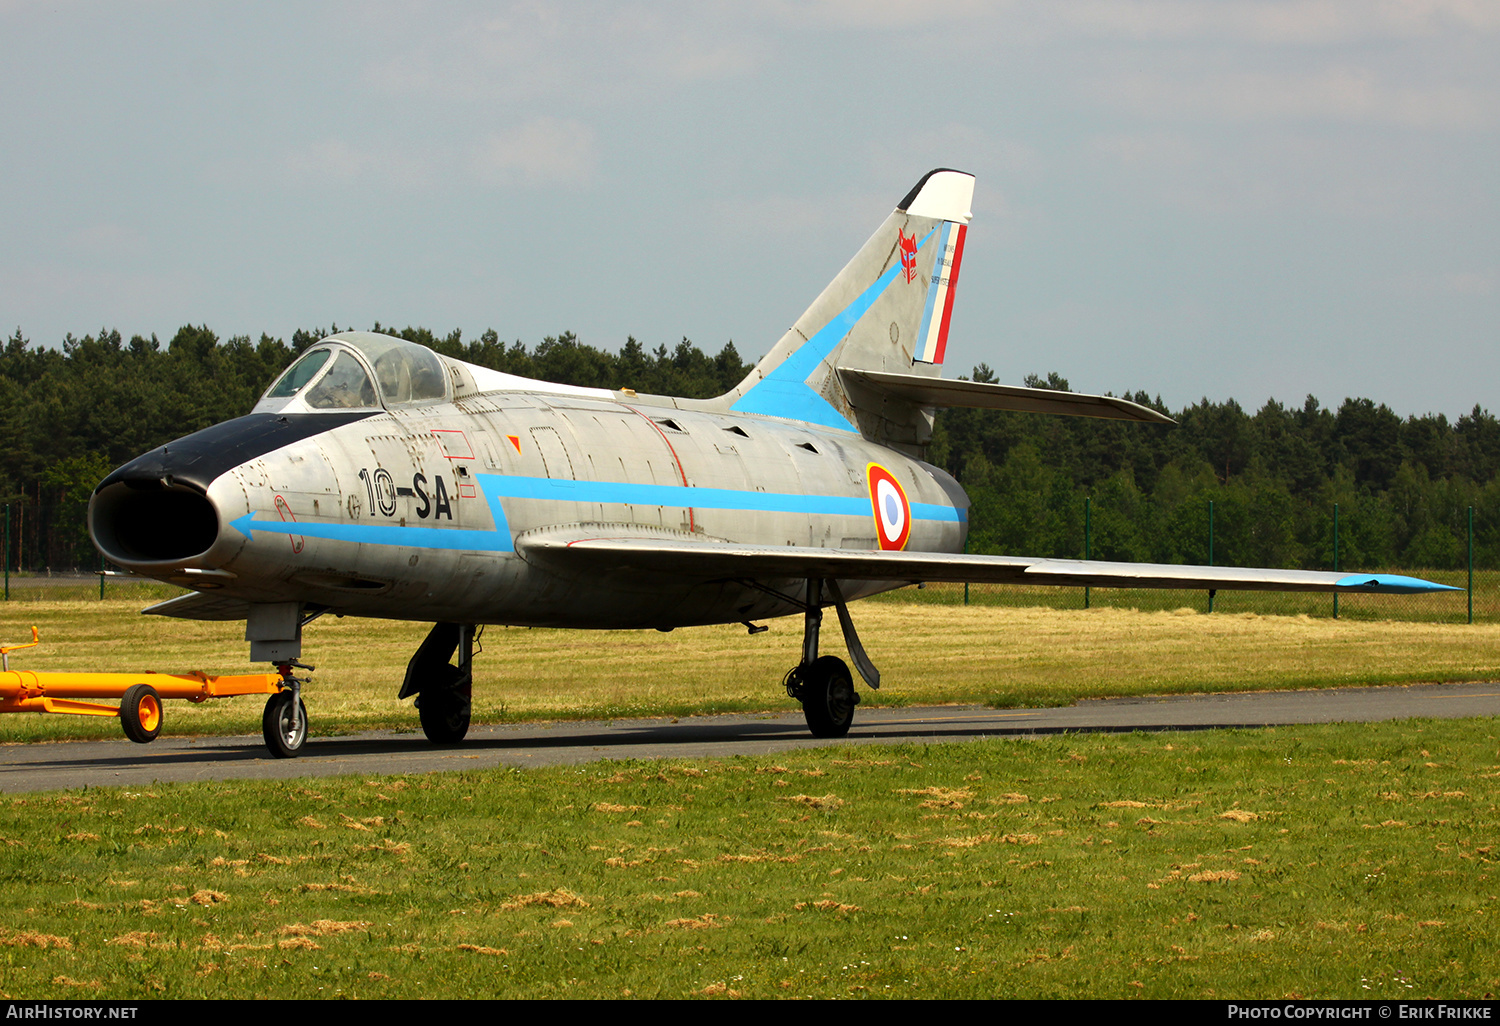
xmin=262 ymin=660 xmax=313 ymax=758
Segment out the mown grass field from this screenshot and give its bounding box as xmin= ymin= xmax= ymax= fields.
xmin=0 ymin=721 xmax=1495 ymax=999
xmin=1 ymin=588 xmax=1497 ymax=999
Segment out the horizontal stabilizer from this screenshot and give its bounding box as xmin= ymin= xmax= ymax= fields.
xmin=520 ymin=535 xmax=1458 ymax=595
xmin=839 ymin=369 xmax=1174 ymax=424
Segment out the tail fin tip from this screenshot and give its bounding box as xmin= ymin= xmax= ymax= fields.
xmin=898 ymin=168 xmax=974 ymax=223
xmin=723 ymin=168 xmax=977 ymax=446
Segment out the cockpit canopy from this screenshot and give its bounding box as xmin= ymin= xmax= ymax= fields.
xmin=253 ymin=332 xmax=449 ymax=414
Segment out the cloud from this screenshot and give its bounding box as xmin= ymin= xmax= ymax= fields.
xmin=1081 ymin=129 xmax=1467 ymax=219
xmin=469 ymin=117 xmax=597 ymax=186
xmin=755 ymin=0 xmax=1500 ymax=43
xmin=761 ymin=0 xmax=1000 ymax=29
xmin=273 ymin=121 xmax=597 ymax=192
xmin=1057 ymin=0 xmax=1500 ymax=44
xmin=0 ymin=263 xmax=199 ymax=337
xmin=65 ymin=221 xmax=150 ymax=256
xmin=1095 ymin=67 xmax=1495 ymax=130
xmin=278 ymin=138 xmax=435 ymax=189
xmin=1404 ymin=268 xmax=1500 ymax=296
xmin=358 ymin=3 xmax=760 ymax=105
xmin=709 ymin=189 xmax=883 ymax=239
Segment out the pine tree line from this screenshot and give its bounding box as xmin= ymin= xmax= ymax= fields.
xmin=0 ymin=324 xmax=748 ymax=569
xmin=2 ymin=326 xmax=1495 ymax=573
xmin=934 ymin=367 xmax=1500 ymax=571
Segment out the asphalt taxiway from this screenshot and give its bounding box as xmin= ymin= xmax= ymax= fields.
xmin=1 ymin=681 xmax=1496 ymax=793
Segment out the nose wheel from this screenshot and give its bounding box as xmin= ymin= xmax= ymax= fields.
xmin=262 ymin=662 xmax=312 ymax=758
xmin=262 ymin=691 xmax=308 ymax=758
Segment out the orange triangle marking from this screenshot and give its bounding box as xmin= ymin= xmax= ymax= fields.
xmin=507 ymin=434 xmax=522 ymax=454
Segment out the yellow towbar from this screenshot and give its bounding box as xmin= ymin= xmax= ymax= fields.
xmin=0 ymin=626 xmax=283 ymax=743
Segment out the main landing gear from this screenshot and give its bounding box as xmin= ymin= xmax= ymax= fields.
xmin=256 ymin=619 xmax=476 ymax=758
xmin=398 ymin=622 xmax=477 ymax=744
xmin=780 ymin=578 xmax=880 ymax=739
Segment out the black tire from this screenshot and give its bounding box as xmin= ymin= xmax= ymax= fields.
xmin=261 ymin=691 xmax=308 ymax=759
xmin=417 ymin=663 xmax=471 ymax=744
xmin=119 ymin=683 xmax=162 ymax=744
xmin=800 ymin=655 xmax=857 ymax=739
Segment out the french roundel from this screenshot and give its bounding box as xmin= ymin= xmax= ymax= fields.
xmin=867 ymin=463 xmax=912 ymax=551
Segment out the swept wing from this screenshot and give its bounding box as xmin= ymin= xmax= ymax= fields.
xmin=839 ymin=368 xmax=1175 ymax=424
xmin=518 ymin=535 xmax=1456 ymax=595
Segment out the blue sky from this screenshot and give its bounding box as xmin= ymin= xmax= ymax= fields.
xmin=2 ymin=1 xmax=1496 ymax=418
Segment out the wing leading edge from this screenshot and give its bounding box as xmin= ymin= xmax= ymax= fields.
xmin=518 ymin=535 xmax=1458 ymax=595
xmin=838 ymin=368 xmax=1175 ymax=424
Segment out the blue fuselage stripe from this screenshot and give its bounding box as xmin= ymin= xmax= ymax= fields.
xmin=730 ymin=226 xmax=938 ymax=430
xmin=230 ymin=473 xmax=965 ymax=550
xmin=478 ymin=473 xmax=963 ymax=521
xmin=229 ymin=513 xmax=514 ymax=551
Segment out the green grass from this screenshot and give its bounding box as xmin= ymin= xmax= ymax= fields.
xmin=0 ymin=720 xmax=1496 ymax=999
xmin=0 ymin=580 xmax=184 ymax=605
xmin=4 ymin=592 xmax=1500 ymax=744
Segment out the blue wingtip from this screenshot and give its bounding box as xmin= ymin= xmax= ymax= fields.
xmin=1335 ymin=573 xmax=1463 ymax=595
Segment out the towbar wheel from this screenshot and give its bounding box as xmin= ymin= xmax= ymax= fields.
xmin=119 ymin=683 xmax=163 ymax=744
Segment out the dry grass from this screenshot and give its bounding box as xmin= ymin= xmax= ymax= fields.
xmin=2 ymin=591 xmax=1498 ymax=740
xmin=2 ymin=721 xmax=1497 ymax=999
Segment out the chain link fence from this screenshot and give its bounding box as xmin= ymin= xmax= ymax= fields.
xmin=0 ymin=497 xmax=1489 ymax=623
xmin=883 ymin=571 xmax=1481 ymax=624
xmin=907 ymin=496 xmax=1487 ymax=624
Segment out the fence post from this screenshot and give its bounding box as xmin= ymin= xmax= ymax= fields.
xmin=963 ymin=534 xmax=969 ymax=607
xmin=99 ymin=553 xmax=105 ymax=600
xmin=1338 ymin=504 xmax=1350 ymax=621
xmin=1207 ymin=500 xmax=1215 ymax=613
xmin=1084 ymin=495 xmax=1091 ymax=610
xmin=3 ymin=503 xmax=8 ymax=601
xmin=1468 ymin=505 xmax=1474 ymax=625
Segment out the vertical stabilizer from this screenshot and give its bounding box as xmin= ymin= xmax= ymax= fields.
xmin=723 ymin=169 xmax=974 ymax=454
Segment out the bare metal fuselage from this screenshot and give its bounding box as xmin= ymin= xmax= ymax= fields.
xmin=93 ymin=388 xmax=969 ymax=631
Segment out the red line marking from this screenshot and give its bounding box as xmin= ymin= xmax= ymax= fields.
xmin=430 ymin=428 xmax=475 ymax=460
xmin=624 ymin=405 xmax=695 ymax=533
xmin=932 ymin=223 xmax=966 ymax=366
xmin=273 ymin=494 xmax=304 ymax=554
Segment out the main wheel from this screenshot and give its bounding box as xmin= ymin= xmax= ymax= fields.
xmin=799 ymin=655 xmax=857 ymax=739
xmin=119 ymin=683 xmax=162 ymax=744
xmin=417 ymin=663 xmax=471 ymax=744
xmin=261 ymin=691 xmax=308 ymax=759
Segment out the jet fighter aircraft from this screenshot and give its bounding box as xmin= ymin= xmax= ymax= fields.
xmin=88 ymin=169 xmax=1454 ymax=757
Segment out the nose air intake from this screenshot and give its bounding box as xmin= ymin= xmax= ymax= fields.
xmin=91 ymin=480 xmax=220 ymax=564
xmin=89 ymin=409 xmax=377 ymax=569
